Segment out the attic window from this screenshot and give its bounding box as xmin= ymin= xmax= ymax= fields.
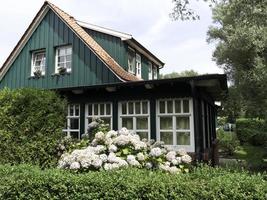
xmin=31 ymin=51 xmax=46 ymax=77
xmin=148 ymin=62 xmax=153 ymax=80
xmin=55 ymin=45 xmax=72 ymax=74
xmin=153 ymin=65 xmax=158 ymax=79
xmin=128 ymin=47 xmax=135 ymax=74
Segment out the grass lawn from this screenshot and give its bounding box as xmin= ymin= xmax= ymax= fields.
xmin=234 ymin=144 xmax=267 ymax=170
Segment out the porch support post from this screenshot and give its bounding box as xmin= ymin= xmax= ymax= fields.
xmin=190 ymin=81 xmax=202 ymax=161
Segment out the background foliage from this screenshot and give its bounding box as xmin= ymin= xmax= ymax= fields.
xmin=0 ymin=88 xmax=67 ymax=168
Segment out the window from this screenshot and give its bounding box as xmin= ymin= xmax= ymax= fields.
xmin=153 ymin=66 xmax=158 ymax=79
xmin=119 ymin=100 xmax=150 ymax=140
xmin=156 ymin=99 xmax=194 ymax=152
xmin=85 ymin=102 xmax=113 ymax=130
xmin=55 ymin=45 xmax=72 ymax=73
xmin=63 ymin=104 xmax=80 ymax=139
xmin=136 ymin=53 xmax=142 ymax=78
xmin=148 ymin=62 xmax=153 ymax=80
xmin=128 ymin=47 xmax=135 ymax=74
xmin=31 ymin=50 xmax=46 ymax=76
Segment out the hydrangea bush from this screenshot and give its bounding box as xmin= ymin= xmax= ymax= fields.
xmin=58 ymin=121 xmax=192 ymax=174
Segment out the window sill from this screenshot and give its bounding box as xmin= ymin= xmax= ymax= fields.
xmin=51 ymin=72 xmax=71 ymax=77
xmin=28 ymin=75 xmax=45 ymax=79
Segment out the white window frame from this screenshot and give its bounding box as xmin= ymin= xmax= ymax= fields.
xmin=156 ymin=98 xmax=195 ymax=152
xmin=128 ymin=47 xmax=135 ymax=74
xmin=63 ymin=104 xmax=80 ymax=139
xmin=55 ymin=45 xmax=72 ymax=74
xmin=85 ymin=102 xmax=113 ymax=131
xmin=148 ymin=62 xmax=153 ymax=80
xmin=118 ymin=100 xmax=150 ymax=140
xmin=136 ymin=53 xmax=142 ymax=78
xmin=31 ymin=50 xmax=46 ymax=76
xmin=153 ymin=65 xmax=158 ymax=79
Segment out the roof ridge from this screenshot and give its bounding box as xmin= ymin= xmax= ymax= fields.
xmin=46 ymin=1 xmax=140 ymax=81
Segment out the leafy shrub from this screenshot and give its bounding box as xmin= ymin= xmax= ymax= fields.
xmin=0 ymin=88 xmax=67 ymax=168
xmin=217 ymin=128 xmax=239 ymax=156
xmin=236 ymin=118 xmax=267 ymax=145
xmin=0 ymin=164 xmax=266 ymax=200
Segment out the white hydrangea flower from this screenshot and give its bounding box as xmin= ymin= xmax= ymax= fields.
xmin=176 ymin=157 xmax=182 ymax=164
xmin=108 ymin=144 xmax=118 ymax=152
xmin=149 ymin=147 xmax=162 ymax=157
xmin=104 ymin=138 xmax=113 ymax=146
xmin=171 ymin=159 xmax=179 ymax=166
xmin=177 ymin=148 xmax=187 ymax=156
xmin=127 ymin=155 xmax=140 ymax=166
xmin=99 ymin=154 xmax=108 ymax=162
xmin=70 ymin=162 xmax=80 ymax=170
xmin=94 ymin=145 xmax=106 ymax=154
xmin=168 ymin=166 xmax=180 ymax=174
xmin=92 ymin=158 xmax=103 ymax=169
xmin=118 ymin=159 xmax=128 ymax=167
xmin=107 ymin=152 xmax=122 ymax=163
xmin=164 ymin=161 xmax=171 ymax=167
xmin=103 ymin=163 xmax=113 ymax=171
xmin=106 ymin=130 xmax=118 ymax=139
xmin=166 ymin=151 xmax=176 ymax=161
xmin=159 ymin=163 xmax=170 ymax=171
xmin=118 ymin=127 xmax=130 ymax=135
xmin=95 ymin=131 xmax=105 ymax=141
xmin=136 ymin=152 xmax=145 ymax=161
xmin=113 ymin=135 xmax=130 ymax=146
xmin=145 ymin=162 xmax=153 ymax=169
xmin=80 ymin=158 xmax=91 ymax=168
xmin=181 ymin=155 xmax=192 ymax=164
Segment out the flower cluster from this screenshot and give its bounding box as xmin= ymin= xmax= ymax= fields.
xmin=58 ymin=127 xmax=192 ymax=174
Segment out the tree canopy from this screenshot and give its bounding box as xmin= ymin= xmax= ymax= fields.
xmin=207 ymin=0 xmax=267 ymax=119
xmin=160 ymin=70 xmax=199 ymax=79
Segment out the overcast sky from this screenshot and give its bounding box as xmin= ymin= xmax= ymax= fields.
xmin=0 ymin=0 xmax=223 ymax=75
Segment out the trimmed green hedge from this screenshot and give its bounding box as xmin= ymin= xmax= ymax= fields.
xmin=0 ymin=88 xmax=67 ymax=168
xmin=0 ymin=165 xmax=266 ymax=199
xmin=236 ymin=118 xmax=267 ymax=146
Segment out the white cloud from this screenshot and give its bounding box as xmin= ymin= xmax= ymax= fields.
xmin=0 ymin=0 xmax=222 ymax=74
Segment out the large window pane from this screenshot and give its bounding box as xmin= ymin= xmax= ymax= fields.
xmin=183 ymin=100 xmax=189 ymax=113
xmin=100 ymin=104 xmax=105 ymax=115
xmin=106 ymin=104 xmax=111 ymax=115
xmin=136 ymin=117 xmax=148 ymax=129
xmin=160 ymin=132 xmax=173 ymax=145
xmin=122 ymin=118 xmax=133 ymax=129
xmin=88 ymin=104 xmax=92 ymax=115
xmin=175 ymin=100 xmax=181 ymax=113
xmin=176 ymin=132 xmax=190 ymax=145
xmin=160 ymin=117 xmax=173 ymax=130
xmin=69 ymin=105 xmax=74 ymax=116
xmin=176 ymin=117 xmax=190 ymax=130
xmin=136 ymin=132 xmax=148 ymax=140
xmin=159 ymin=101 xmax=165 ymax=113
xmin=142 ymin=101 xmax=148 ymax=114
xmin=121 ymin=102 xmax=127 ymax=114
xmin=135 ymin=102 xmax=141 ymax=114
xmin=75 ymin=105 xmax=79 ymax=116
xmin=102 ymin=118 xmax=111 ymax=127
xmin=128 ymin=102 xmax=134 ymax=114
xmin=167 ymin=100 xmax=173 ymax=113
xmin=70 ymin=131 xmax=79 ymax=139
xmin=94 ymin=104 xmax=98 ymax=115
xmin=70 ymin=118 xmax=79 ymax=129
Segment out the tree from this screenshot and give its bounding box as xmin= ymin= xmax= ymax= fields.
xmin=207 ymin=0 xmax=267 ymax=119
xmin=160 ymin=70 xmax=199 ymax=79
xmin=170 ymin=0 xmax=216 ymax=20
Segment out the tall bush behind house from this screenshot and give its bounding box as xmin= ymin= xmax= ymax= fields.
xmin=0 ymin=88 xmax=67 ymax=168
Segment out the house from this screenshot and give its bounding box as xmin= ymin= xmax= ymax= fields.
xmin=0 ymin=1 xmax=227 ymax=161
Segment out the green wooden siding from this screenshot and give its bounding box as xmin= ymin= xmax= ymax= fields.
xmin=83 ymin=28 xmax=128 ymax=70
xmin=83 ymin=28 xmax=159 ymax=81
xmin=0 ymin=9 xmax=121 ymax=90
